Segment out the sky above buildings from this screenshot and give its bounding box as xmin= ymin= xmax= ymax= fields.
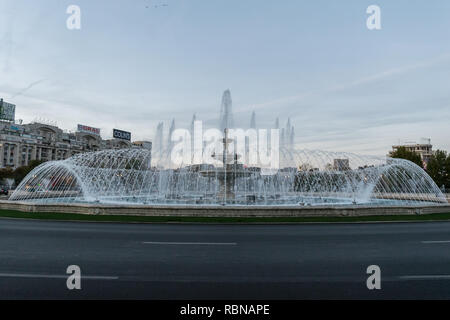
xmin=0 ymin=0 xmax=449 ymax=155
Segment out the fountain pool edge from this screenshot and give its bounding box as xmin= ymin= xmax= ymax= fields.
xmin=1 ymin=200 xmax=449 ymax=218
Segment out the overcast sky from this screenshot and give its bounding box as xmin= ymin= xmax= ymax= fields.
xmin=0 ymin=0 xmax=449 ymax=155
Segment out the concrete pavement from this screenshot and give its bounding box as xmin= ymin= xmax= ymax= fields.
xmin=1 ymin=218 xmax=450 ymax=299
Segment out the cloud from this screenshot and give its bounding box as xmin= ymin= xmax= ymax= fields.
xmin=245 ymin=53 xmax=450 ymax=114
xmin=0 ymin=29 xmax=14 ymax=73
xmin=10 ymin=79 xmax=47 ymax=98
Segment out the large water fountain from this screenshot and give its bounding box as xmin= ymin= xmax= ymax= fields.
xmin=9 ymin=91 xmax=448 ymax=207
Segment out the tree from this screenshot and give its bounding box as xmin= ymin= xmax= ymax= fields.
xmin=0 ymin=167 xmax=14 ymax=187
xmin=446 ymin=155 xmax=450 ymax=187
xmin=12 ymin=160 xmax=45 ymax=185
xmin=390 ymin=147 xmax=423 ymax=168
xmin=427 ymin=150 xmax=449 ymax=190
xmin=0 ymin=167 xmax=13 ymax=181
xmin=299 ymin=163 xmax=313 ymax=172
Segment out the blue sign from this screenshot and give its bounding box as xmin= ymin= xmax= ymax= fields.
xmin=113 ymin=129 xmax=131 ymax=141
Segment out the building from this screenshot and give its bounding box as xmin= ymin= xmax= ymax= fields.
xmin=389 ymin=139 xmax=433 ymax=166
xmin=0 ymin=99 xmax=16 ymax=122
xmin=103 ymin=138 xmax=132 ymax=150
xmin=132 ymin=141 xmax=152 ymax=151
xmin=333 ymin=159 xmax=350 ymax=171
xmin=0 ymin=99 xmax=152 ymax=169
xmin=0 ymin=121 xmax=152 ymax=169
xmin=0 ymin=121 xmax=107 ymax=168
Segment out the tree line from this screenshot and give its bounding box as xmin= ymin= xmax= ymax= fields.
xmin=391 ymin=147 xmax=450 ymax=191
xmin=0 ymin=160 xmax=44 ymax=188
xmin=0 ymin=148 xmax=449 ymax=192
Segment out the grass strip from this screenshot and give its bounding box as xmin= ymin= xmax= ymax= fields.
xmin=1 ymin=209 xmax=450 ymax=223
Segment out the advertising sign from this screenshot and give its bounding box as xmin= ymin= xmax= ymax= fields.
xmin=113 ymin=129 xmax=131 ymax=141
xmin=0 ymin=99 xmax=16 ymax=122
xmin=77 ymin=124 xmax=101 ymax=136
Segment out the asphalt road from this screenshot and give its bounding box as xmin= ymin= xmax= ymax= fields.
xmin=1 ymin=218 xmax=450 ymax=299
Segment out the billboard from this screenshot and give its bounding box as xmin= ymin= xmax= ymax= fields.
xmin=0 ymin=99 xmax=16 ymax=122
xmin=77 ymin=124 xmax=101 ymax=136
xmin=113 ymin=129 xmax=131 ymax=141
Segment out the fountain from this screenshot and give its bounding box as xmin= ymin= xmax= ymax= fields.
xmin=200 ymin=128 xmax=252 ymax=203
xmin=8 ymin=147 xmax=447 ymax=206
xmin=7 ymin=90 xmax=448 ymax=207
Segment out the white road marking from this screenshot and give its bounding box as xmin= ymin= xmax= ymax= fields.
xmin=0 ymin=273 xmax=118 ymax=280
xmin=399 ymin=275 xmax=450 ymax=280
xmin=421 ymin=240 xmax=450 ymax=244
xmin=142 ymin=241 xmax=237 ymax=246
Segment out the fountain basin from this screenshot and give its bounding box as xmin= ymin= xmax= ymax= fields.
xmin=8 ymin=148 xmax=448 ymax=207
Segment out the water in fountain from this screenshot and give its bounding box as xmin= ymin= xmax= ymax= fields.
xmin=153 ymin=121 xmax=164 ymax=161
xmin=220 ymin=89 xmax=234 ymax=131
xmin=5 ymin=178 xmax=14 ymax=190
xmin=8 ymin=90 xmax=448 ymax=207
xmin=167 ymin=119 xmax=176 ymax=151
xmin=8 ymin=145 xmax=447 ymax=206
xmin=250 ymin=111 xmax=256 ymax=129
